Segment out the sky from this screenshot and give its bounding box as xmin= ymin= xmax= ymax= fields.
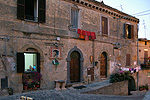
xmin=96 ymin=0 xmax=150 ymax=40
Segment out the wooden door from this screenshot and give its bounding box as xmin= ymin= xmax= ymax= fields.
xmin=70 ymin=51 xmax=80 ymax=83
xmin=144 ymin=51 xmax=148 ymax=64
xmin=100 ymin=52 xmax=107 ymax=78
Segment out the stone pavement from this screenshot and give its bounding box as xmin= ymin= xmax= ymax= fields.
xmin=0 ymin=80 xmax=147 ymax=100
xmin=143 ymin=89 xmax=150 ymax=100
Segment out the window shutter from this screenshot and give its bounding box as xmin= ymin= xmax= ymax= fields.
xmin=17 ymin=0 xmax=25 ymax=20
xmin=38 ymin=0 xmax=46 ymax=23
xmin=17 ymin=53 xmax=24 ymax=73
xmin=123 ymin=23 xmax=126 ymax=38
xmin=105 ymin=17 xmax=108 ymax=34
xmin=102 ymin=17 xmax=104 ymax=35
xmin=126 ymin=54 xmax=131 ymax=66
xmin=131 ymin=25 xmax=134 ymax=39
xmin=37 ymin=53 xmax=40 ymax=72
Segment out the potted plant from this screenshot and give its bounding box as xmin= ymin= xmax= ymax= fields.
xmin=145 ymin=84 xmax=149 ymax=91
xmin=23 ymin=83 xmax=28 ymax=90
xmin=35 ymin=82 xmax=40 ymax=88
xmin=30 ymin=72 xmax=42 ymax=87
xmin=22 ymin=74 xmax=29 ymax=90
xmin=139 ymin=85 xmax=143 ymax=91
xmin=27 ymin=83 xmax=32 ymax=90
xmin=31 ymin=81 xmax=37 ymax=90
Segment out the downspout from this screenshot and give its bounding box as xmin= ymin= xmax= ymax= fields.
xmin=137 ymin=24 xmax=139 ymax=90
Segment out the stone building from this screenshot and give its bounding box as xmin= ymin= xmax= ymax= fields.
xmin=138 ymin=38 xmax=150 ymax=86
xmin=0 ymin=0 xmax=139 ymax=93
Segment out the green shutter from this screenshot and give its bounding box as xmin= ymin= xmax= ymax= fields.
xmin=38 ymin=0 xmax=46 ymax=23
xmin=17 ymin=0 xmax=25 ymax=20
xmin=17 ymin=53 xmax=24 ymax=73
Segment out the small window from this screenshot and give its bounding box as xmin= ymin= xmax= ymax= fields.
xmin=102 ymin=16 xmax=108 ymax=35
xmin=71 ymin=8 xmax=79 ymax=28
xmin=124 ymin=24 xmax=134 ymax=39
xmin=147 ymin=72 xmax=150 ymax=77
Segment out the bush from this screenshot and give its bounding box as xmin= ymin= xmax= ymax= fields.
xmin=109 ymin=71 xmax=131 ymax=83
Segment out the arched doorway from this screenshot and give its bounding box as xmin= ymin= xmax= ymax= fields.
xmin=70 ymin=51 xmax=80 ymax=83
xmin=100 ymin=52 xmax=107 ymax=78
xmin=128 ymin=76 xmax=136 ymax=91
xmin=66 ymin=46 xmax=84 ymax=83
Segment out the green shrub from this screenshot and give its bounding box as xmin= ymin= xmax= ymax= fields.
xmin=109 ymin=71 xmax=131 ymax=83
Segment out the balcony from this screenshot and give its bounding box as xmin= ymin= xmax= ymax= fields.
xmin=141 ymin=62 xmax=150 ymax=70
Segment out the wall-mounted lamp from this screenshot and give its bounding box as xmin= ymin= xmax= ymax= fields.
xmin=90 ymin=56 xmax=93 ymax=62
xmin=56 ymin=37 xmax=60 ymax=41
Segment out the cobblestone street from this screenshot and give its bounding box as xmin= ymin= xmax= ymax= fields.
xmin=0 ymin=89 xmax=147 ymax=100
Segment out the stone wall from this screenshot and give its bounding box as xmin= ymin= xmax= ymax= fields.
xmin=84 ymin=81 xmax=128 ymax=95
xmin=0 ymin=0 xmax=139 ymax=93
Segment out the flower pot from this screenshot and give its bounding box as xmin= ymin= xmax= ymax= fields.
xmin=33 ymin=87 xmax=37 ymax=90
xmin=24 ymin=86 xmax=28 ymax=90
xmin=36 ymin=84 xmax=40 ymax=88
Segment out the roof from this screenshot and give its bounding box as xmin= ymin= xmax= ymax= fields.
xmin=86 ymin=0 xmax=139 ymax=22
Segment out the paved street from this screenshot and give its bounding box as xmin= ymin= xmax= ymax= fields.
xmin=0 ymin=89 xmax=147 ymax=100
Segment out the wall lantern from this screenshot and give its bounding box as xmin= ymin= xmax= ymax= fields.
xmin=90 ymin=56 xmax=93 ymax=62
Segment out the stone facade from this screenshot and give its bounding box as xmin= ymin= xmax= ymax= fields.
xmin=0 ymin=0 xmax=139 ymax=93
xmin=138 ymin=38 xmax=150 ymax=86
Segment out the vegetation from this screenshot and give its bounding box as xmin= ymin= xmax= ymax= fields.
xmin=109 ymin=71 xmax=131 ymax=83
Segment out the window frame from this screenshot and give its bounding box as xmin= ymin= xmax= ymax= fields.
xmin=101 ymin=16 xmax=108 ymax=36
xmin=71 ymin=6 xmax=79 ymax=29
xmin=17 ymin=0 xmax=46 ymax=23
xmin=17 ymin=52 xmax=40 ymax=73
xmin=124 ymin=24 xmax=134 ymax=39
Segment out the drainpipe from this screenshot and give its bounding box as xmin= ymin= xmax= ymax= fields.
xmin=137 ymin=38 xmax=139 ymax=90
xmin=92 ymin=40 xmax=94 ymax=68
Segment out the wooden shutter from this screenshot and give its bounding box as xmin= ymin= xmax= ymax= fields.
xmin=17 ymin=53 xmax=24 ymax=73
xmin=131 ymin=25 xmax=134 ymax=39
xmin=105 ymin=17 xmax=108 ymax=34
xmin=38 ymin=0 xmax=46 ymax=23
xmin=37 ymin=53 xmax=40 ymax=72
xmin=144 ymin=51 xmax=148 ymax=64
xmin=102 ymin=17 xmax=105 ymax=34
xmin=126 ymin=54 xmax=131 ymax=66
xmin=17 ymin=0 xmax=25 ymax=20
xmin=123 ymin=23 xmax=126 ymax=38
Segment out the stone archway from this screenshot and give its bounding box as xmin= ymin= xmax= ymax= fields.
xmin=128 ymin=76 xmax=136 ymax=91
xmin=20 ymin=44 xmax=44 ymax=62
xmin=66 ymin=46 xmax=84 ymax=83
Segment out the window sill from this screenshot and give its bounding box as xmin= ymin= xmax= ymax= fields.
xmin=102 ymin=34 xmax=108 ymax=37
xmin=49 ymin=57 xmax=63 ymax=60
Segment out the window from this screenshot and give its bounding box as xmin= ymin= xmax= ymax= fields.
xmin=24 ymin=53 xmax=37 ymax=72
xmin=17 ymin=0 xmax=46 ymax=23
xmin=71 ymin=8 xmax=79 ymax=28
xmin=126 ymin=54 xmax=131 ymax=66
xmin=147 ymin=72 xmax=150 ymax=77
xmin=102 ymin=16 xmax=108 ymax=35
xmin=17 ymin=52 xmax=40 ymax=73
xmin=124 ymin=24 xmax=134 ymax=39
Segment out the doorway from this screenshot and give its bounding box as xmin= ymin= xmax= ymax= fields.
xmin=70 ymin=51 xmax=80 ymax=83
xmin=100 ymin=52 xmax=107 ymax=78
